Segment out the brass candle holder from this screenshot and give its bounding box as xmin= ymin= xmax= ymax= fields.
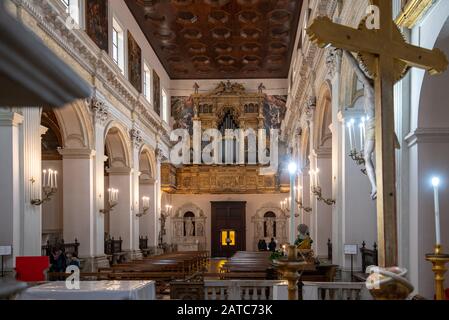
xmin=349 ymin=149 xmax=367 ymax=175
xmin=272 ymin=245 xmax=314 ymax=300
xmin=311 ymin=186 xmax=336 ymax=206
xmin=426 ymin=245 xmax=449 ymax=300
xmin=295 ymin=199 xmax=312 ymax=213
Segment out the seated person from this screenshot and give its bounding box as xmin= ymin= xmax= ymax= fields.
xmin=49 ymin=246 xmax=67 ymax=273
xmin=67 ymin=252 xmax=80 ymax=268
xmin=260 ymin=239 xmax=268 ymax=251
xmin=268 ymin=238 xmax=277 ymax=252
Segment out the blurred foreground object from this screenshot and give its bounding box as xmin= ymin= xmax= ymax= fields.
xmin=0 ymin=3 xmax=91 ymax=107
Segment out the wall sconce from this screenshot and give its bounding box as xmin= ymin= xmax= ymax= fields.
xmin=280 ymin=198 xmax=299 ymax=218
xmin=100 ymin=188 xmax=119 ymax=214
xmin=31 ymin=169 xmax=58 ymax=206
xmin=347 ymin=118 xmax=367 ymax=175
xmin=310 ymin=169 xmax=336 ymax=206
xmin=136 ymin=196 xmax=150 ymax=217
xmin=295 ymin=199 xmax=313 ymax=213
xmin=311 ymin=186 xmax=336 ymax=206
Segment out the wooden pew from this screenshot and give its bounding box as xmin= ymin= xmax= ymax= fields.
xmin=139 ymin=236 xmax=152 ymax=257
xmin=353 ymin=242 xmax=378 ymax=282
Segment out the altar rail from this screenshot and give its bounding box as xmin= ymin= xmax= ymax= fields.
xmin=302 ymin=282 xmax=370 ymax=300
xmin=203 ymin=280 xmax=288 ymax=300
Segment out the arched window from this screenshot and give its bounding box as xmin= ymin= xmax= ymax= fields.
xmin=183 ymin=211 xmax=195 ymax=237
xmin=264 ymin=211 xmax=276 ymax=238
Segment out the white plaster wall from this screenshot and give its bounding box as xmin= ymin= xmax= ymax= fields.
xmin=168 ymin=193 xmax=289 ymax=252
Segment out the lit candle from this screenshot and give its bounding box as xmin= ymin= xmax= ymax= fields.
xmin=350 ymin=119 xmax=356 ymax=150
xmin=359 ymin=122 xmax=364 ymax=150
xmin=347 ymin=122 xmax=353 ymax=151
xmin=49 ymin=169 xmax=54 ymax=188
xmin=432 ymin=177 xmax=441 ymax=245
xmin=43 ymin=170 xmax=47 ymax=188
xmin=54 ymin=171 xmax=58 ymax=188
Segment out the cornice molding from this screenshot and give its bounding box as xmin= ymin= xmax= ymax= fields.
xmin=0 ymin=112 xmax=24 ymax=127
xmin=405 ymin=127 xmax=449 ymax=147
xmin=58 ymin=148 xmax=96 ymax=159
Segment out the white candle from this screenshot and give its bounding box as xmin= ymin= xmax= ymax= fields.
xmin=49 ymin=170 xmax=54 ymax=188
xmin=350 ymin=119 xmax=356 ymax=150
xmin=347 ymin=123 xmax=353 ymax=150
xmin=316 ymin=168 xmax=320 ymax=187
xmin=359 ymin=123 xmax=364 ymax=150
xmin=54 ymin=171 xmax=58 ymax=188
xmin=432 ymin=177 xmax=441 ymax=245
xmin=43 ymin=170 xmax=47 ymax=188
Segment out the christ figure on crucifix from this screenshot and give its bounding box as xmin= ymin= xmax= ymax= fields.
xmin=343 ymin=50 xmax=400 ymax=200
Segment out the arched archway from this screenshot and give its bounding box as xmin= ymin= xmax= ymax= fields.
xmin=104 ymin=124 xmax=134 ymax=251
xmin=311 ymin=82 xmax=333 ymax=257
xmin=138 ymin=145 xmax=157 ymax=246
xmin=41 ymin=108 xmax=63 ymax=245
xmin=41 ymin=100 xmax=95 ymax=257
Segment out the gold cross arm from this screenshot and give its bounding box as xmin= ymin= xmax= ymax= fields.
xmin=307 ymin=16 xmax=448 ymax=75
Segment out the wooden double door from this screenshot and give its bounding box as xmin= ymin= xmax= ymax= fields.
xmin=211 ymin=201 xmax=246 ymax=258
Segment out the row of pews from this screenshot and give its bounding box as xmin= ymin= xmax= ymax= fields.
xmin=219 ymin=251 xmax=274 ymax=279
xmin=48 ymin=251 xmax=209 ymax=293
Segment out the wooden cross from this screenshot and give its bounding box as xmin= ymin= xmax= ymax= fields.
xmin=307 ymin=0 xmax=448 ymax=267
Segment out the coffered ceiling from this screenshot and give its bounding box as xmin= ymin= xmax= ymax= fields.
xmin=125 ymin=0 xmax=303 ymax=79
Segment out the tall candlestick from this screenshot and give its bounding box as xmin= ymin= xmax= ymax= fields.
xmin=432 ymin=177 xmax=441 ymax=245
xmin=288 ymin=162 xmax=297 ymax=245
xmin=290 ymin=174 xmax=295 ymax=245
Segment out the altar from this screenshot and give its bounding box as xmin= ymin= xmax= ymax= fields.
xmin=17 ymin=281 xmax=156 ymax=300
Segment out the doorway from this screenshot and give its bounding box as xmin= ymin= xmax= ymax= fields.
xmin=211 ymin=201 xmax=246 ymax=258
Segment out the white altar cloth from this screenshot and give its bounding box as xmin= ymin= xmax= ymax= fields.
xmin=17 ymin=281 xmax=156 ymax=300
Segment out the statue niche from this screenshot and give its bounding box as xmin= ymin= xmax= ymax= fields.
xmin=252 ymin=206 xmax=287 ymax=250
xmin=172 ymin=203 xmax=206 ymax=251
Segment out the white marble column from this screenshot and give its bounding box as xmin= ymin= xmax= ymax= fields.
xmin=21 ymin=107 xmax=45 ymax=256
xmin=313 ymin=148 xmax=333 ymax=258
xmin=0 ymin=111 xmax=24 ymax=269
xmin=93 ymin=121 xmax=106 ymax=258
xmin=131 ymin=142 xmax=141 ymax=257
xmin=107 ymin=167 xmax=134 ymax=252
xmin=153 ymin=149 xmax=163 ymax=248
xmin=59 ymin=148 xmax=96 ymax=258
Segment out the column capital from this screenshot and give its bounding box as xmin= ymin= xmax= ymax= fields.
xmin=40 ymin=125 xmax=48 ymax=136
xmin=312 ymin=147 xmax=332 ymax=159
xmin=58 ymin=148 xmax=96 ymax=159
xmin=0 ymin=112 xmax=24 ymax=126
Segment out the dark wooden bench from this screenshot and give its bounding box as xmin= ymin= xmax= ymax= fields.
xmin=104 ymin=236 xmax=126 ymax=265
xmin=353 ymin=241 xmax=378 ymax=282
xmin=41 ymin=238 xmax=80 ymax=257
xmin=139 ymin=236 xmax=152 ymax=257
